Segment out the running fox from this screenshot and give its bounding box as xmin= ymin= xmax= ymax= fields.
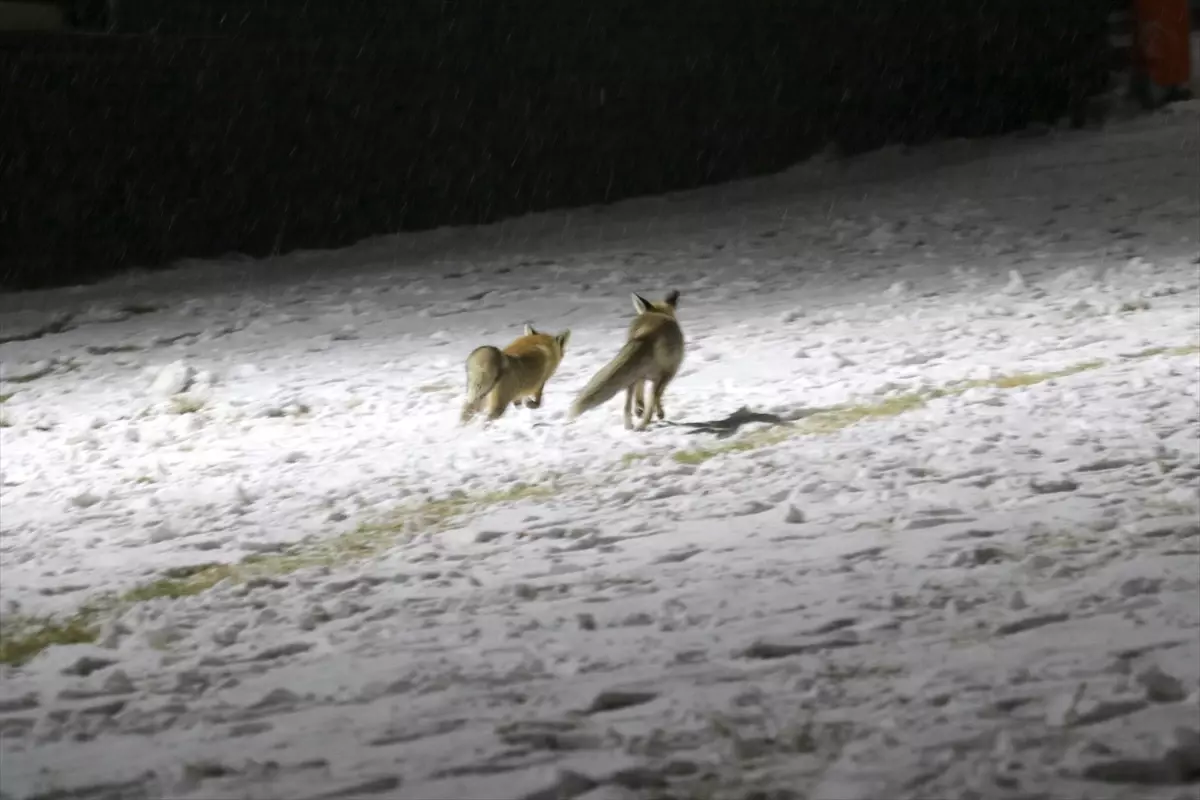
xmin=460 ymin=324 xmax=571 ymax=424
xmin=569 ymin=290 xmax=684 ymax=430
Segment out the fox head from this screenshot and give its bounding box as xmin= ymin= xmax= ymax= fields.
xmin=524 ymin=323 xmax=571 ymax=354
xmin=632 ymin=290 xmax=680 ymax=318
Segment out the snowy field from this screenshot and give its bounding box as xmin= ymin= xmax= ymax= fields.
xmin=1 ymin=102 xmax=1198 ymax=799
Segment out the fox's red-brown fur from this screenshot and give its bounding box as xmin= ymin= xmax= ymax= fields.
xmin=460 ymin=324 xmax=571 ymax=424
xmin=569 ymin=290 xmax=684 ymax=431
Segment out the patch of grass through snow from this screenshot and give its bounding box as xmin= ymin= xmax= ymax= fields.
xmin=0 ymin=615 xmax=101 ymax=667
xmin=656 ymin=348 xmax=1194 ymax=467
xmin=0 ymin=484 xmax=555 ymax=666
xmin=4 ymin=363 xmax=56 ymax=384
xmin=930 ymin=359 xmax=1107 ymax=395
xmin=120 ymin=302 xmax=160 ymax=316
xmin=167 ymin=394 xmax=206 ymax=415
xmin=1158 ymin=343 xmax=1199 ymax=358
xmin=1119 ymin=299 xmax=1152 ymax=314
xmin=669 ymin=392 xmax=926 ymax=466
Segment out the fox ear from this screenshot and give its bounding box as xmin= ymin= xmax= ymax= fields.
xmin=664 ymin=290 xmax=680 ymax=308
xmin=632 ymin=294 xmax=652 ymax=315
xmin=556 ymin=329 xmax=571 ymax=349
xmin=524 ymin=323 xmax=538 ymax=336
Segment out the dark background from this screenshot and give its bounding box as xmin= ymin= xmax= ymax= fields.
xmin=0 ymin=0 xmax=1113 ymax=292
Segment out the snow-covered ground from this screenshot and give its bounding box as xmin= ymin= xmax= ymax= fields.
xmin=1 ymin=103 xmax=1198 ymax=800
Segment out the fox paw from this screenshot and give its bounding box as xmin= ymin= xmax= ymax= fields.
xmin=524 ymin=398 xmax=542 ymax=409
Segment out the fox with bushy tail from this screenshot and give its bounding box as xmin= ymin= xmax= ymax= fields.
xmin=569 ymin=290 xmax=684 ymax=431
xmin=461 ymin=324 xmax=571 ymax=424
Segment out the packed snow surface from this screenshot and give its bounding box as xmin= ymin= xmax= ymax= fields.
xmin=1 ymin=104 xmax=1198 ymax=799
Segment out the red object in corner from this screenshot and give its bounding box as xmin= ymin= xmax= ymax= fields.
xmin=1132 ymin=0 xmax=1193 ymax=88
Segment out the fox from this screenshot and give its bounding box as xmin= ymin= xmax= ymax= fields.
xmin=460 ymin=323 xmax=572 ymax=424
xmin=569 ymin=290 xmax=684 ymax=431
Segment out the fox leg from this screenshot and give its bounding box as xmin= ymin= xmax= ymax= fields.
xmin=648 ymin=374 xmax=673 ymax=422
xmin=623 ymin=384 xmax=636 ymax=430
xmin=633 ymin=377 xmax=664 ymax=431
xmin=634 ymin=386 xmax=663 ymax=420
xmin=485 ymin=387 xmax=511 ymax=422
xmin=460 ymin=386 xmax=487 ymax=424
xmin=524 ymin=381 xmax=547 ymax=409
xmin=633 ymin=383 xmax=665 ymax=420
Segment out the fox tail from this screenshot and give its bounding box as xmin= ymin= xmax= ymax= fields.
xmin=569 ymin=339 xmax=650 ymax=419
xmin=464 ymin=345 xmax=505 ymax=407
